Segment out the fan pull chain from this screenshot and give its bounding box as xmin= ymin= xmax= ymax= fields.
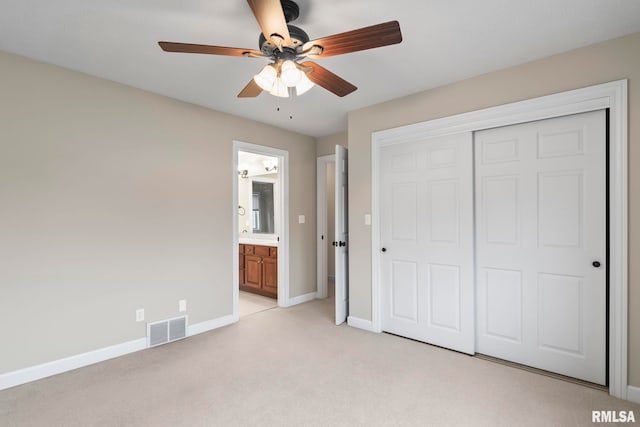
xmin=275 ymin=105 xmax=294 ymax=120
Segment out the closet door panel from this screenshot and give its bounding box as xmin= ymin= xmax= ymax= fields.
xmin=380 ymin=132 xmax=474 ymax=354
xmin=475 ymin=110 xmax=606 ymax=385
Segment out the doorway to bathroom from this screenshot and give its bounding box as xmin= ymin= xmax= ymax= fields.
xmin=233 ymin=141 xmax=289 ymax=319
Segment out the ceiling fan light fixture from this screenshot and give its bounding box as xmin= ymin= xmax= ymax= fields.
xmin=295 ymin=72 xmax=314 ymax=96
xmin=160 ymin=0 xmax=403 ymax=101
xmin=280 ymin=60 xmax=302 ymax=87
xmin=270 ymin=78 xmax=290 ymax=98
xmin=253 ymin=64 xmax=277 ymax=91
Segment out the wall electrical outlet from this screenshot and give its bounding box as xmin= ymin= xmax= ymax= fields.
xmin=179 ymin=299 xmax=187 ymax=312
xmin=135 ymin=308 xmax=145 ymax=322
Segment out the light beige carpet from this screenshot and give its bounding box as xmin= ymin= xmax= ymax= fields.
xmin=1 ymin=297 xmax=638 ymax=426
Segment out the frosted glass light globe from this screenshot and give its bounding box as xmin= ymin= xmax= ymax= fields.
xmin=253 ymin=65 xmax=277 ymax=91
xmin=280 ymin=60 xmax=302 ymax=87
xmin=295 ymin=72 xmax=314 ymax=95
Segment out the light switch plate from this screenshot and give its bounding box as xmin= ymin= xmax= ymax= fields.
xmin=179 ymin=299 xmax=187 ymax=312
xmin=365 ymin=214 xmax=372 ymax=226
xmin=135 ymin=308 xmax=144 ymax=322
xmin=298 ymin=215 xmax=305 ymax=224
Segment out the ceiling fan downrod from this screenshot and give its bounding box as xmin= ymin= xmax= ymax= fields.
xmin=281 ymin=0 xmax=300 ymax=23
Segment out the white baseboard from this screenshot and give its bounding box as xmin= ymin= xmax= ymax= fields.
xmin=628 ymin=385 xmax=640 ymax=404
xmin=0 ymin=314 xmax=238 ymax=391
xmin=285 ymin=292 xmax=317 ymax=307
xmin=0 ymin=337 xmax=146 ymax=391
xmin=347 ymin=316 xmax=376 ymax=332
xmin=188 ymin=314 xmax=236 ymax=336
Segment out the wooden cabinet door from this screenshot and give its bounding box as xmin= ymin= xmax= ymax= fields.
xmin=239 ymin=254 xmax=245 ymax=286
xmin=239 ymin=245 xmax=245 ymax=286
xmin=262 ymin=256 xmax=278 ymax=296
xmin=244 ymin=255 xmax=262 ymax=289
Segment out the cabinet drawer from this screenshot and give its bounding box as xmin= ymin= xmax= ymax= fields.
xmin=269 ymin=247 xmax=278 ymax=257
xmin=254 ymin=245 xmax=270 ymax=257
xmin=244 ymin=245 xmax=254 ymax=255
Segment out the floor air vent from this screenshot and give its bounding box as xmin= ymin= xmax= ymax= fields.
xmin=147 ymin=315 xmax=188 ymax=347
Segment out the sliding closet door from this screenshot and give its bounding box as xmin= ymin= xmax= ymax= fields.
xmin=475 ymin=110 xmax=606 ymax=384
xmin=379 ymin=133 xmax=474 ymax=354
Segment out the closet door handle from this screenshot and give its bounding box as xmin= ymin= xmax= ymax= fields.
xmin=381 ymin=247 xmax=387 ymax=253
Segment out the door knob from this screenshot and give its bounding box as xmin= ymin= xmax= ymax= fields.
xmin=592 ymin=261 xmax=601 ymax=268
xmin=332 ymin=241 xmax=337 ymax=246
xmin=338 ymin=241 xmax=346 ymax=247
xmin=381 ymin=247 xmax=387 ymax=252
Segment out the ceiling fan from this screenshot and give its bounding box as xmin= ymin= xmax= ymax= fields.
xmin=158 ymin=0 xmax=402 ymax=98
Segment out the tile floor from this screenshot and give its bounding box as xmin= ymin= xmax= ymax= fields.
xmin=238 ymin=290 xmax=278 ymax=317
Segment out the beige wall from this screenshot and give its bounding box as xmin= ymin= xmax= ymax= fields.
xmin=347 ymin=32 xmax=640 ymax=386
xmin=0 ymin=51 xmax=316 ymax=374
xmin=316 ymin=131 xmax=347 ymax=157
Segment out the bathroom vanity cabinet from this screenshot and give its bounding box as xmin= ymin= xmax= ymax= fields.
xmin=239 ymin=244 xmax=277 ymax=299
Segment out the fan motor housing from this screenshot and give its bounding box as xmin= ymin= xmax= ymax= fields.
xmin=259 ymin=24 xmax=309 ymax=56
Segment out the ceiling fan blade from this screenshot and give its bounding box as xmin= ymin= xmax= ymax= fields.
xmin=303 ymin=21 xmax=402 ymax=58
xmin=301 ymin=61 xmax=357 ymax=97
xmin=246 ymin=0 xmax=292 ymax=47
xmin=158 ymin=42 xmax=263 ymax=57
xmin=238 ymin=79 xmax=263 ymax=98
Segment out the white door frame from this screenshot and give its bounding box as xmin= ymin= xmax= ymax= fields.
xmin=317 ymin=154 xmax=336 ymax=299
xmin=371 ymin=80 xmax=628 ymax=399
xmin=233 ymin=141 xmax=290 ymax=315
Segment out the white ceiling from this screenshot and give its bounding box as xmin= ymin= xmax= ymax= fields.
xmin=1 ymin=1 xmax=639 ymax=137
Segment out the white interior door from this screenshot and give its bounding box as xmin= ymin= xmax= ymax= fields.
xmin=475 ymin=110 xmax=606 ymax=384
xmin=379 ymin=133 xmax=475 ymax=354
xmin=335 ymin=145 xmax=348 ymax=325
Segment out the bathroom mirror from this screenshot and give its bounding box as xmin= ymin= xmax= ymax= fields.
xmin=252 ymin=181 xmax=275 ymax=234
